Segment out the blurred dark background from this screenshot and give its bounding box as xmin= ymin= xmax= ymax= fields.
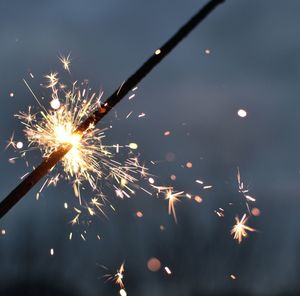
xmin=1 ymin=0 xmax=300 ymax=295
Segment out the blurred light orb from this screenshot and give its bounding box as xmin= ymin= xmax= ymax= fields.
xmin=16 ymin=141 xmax=23 ymax=149
xmin=194 ymin=195 xmax=203 ymax=203
xmin=50 ymin=98 xmax=61 ymax=110
xmin=136 ymin=211 xmax=143 ymax=218
xmin=237 ymin=109 xmax=247 ymax=118
xmin=148 ymin=177 xmax=155 ymax=184
xmin=147 ymin=257 xmax=161 ymax=272
xmin=128 ymin=142 xmax=138 ymax=150
xmin=119 ymin=289 xmax=127 ymax=296
xmin=186 ymin=162 xmax=193 ymax=168
xmin=251 ymin=207 xmax=261 ymax=216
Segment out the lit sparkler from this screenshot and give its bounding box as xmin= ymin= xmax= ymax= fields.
xmin=231 ymin=214 xmax=255 ymax=244
xmin=14 ymin=70 xmax=151 ymax=219
xmin=0 ymin=0 xmax=225 ymax=219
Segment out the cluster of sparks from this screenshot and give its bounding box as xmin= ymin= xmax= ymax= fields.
xmin=230 ymin=168 xmax=257 ymax=243
xmin=8 ymin=54 xmax=196 ymax=228
xmin=5 ymin=54 xmax=261 ymax=294
xmin=10 ymin=54 xmax=157 ymax=223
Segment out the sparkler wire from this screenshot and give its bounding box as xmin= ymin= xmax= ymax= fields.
xmin=0 ymin=0 xmax=225 ymax=219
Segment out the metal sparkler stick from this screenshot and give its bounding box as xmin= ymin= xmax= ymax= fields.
xmin=0 ymin=0 xmax=225 ymax=219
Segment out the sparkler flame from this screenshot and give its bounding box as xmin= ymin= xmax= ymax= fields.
xmin=13 ymin=61 xmax=151 ymax=220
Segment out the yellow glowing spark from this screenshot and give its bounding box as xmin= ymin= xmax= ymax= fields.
xmin=59 ymin=53 xmax=71 ymax=72
xmin=165 ymin=189 xmax=184 ymax=223
xmin=45 ymin=72 xmax=59 ymax=88
xmin=115 ymin=262 xmax=125 ymax=288
xmin=231 ymin=214 xmax=255 ymax=243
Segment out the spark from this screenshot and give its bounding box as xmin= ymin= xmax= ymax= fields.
xmin=237 ymin=109 xmax=247 ymax=118
xmin=155 ymin=49 xmax=161 ymax=55
xmin=104 ymin=262 xmax=126 ymax=290
xmin=237 ymin=167 xmax=256 ymax=203
xmin=59 ymin=53 xmax=71 ymax=72
xmin=165 ymin=188 xmax=184 ymax=223
xmin=45 ymin=72 xmax=59 ymax=88
xmin=231 ymin=214 xmax=255 ymax=244
xmin=115 ymin=262 xmax=125 ymax=288
xmin=164 ymin=266 xmax=172 ymax=275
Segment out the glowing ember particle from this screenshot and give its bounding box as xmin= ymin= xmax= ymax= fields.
xmin=50 ymin=248 xmax=54 ymax=256
xmin=9 ymin=92 xmax=14 ymax=98
xmin=231 ymin=214 xmax=256 ymax=243
xmin=230 ymin=274 xmax=236 ymax=280
xmin=69 ymin=232 xmax=73 ymax=240
xmin=160 ymin=225 xmax=165 ymax=231
xmin=128 ymin=94 xmax=135 ymax=100
xmin=148 ymin=177 xmax=155 ymax=184
xmin=1 ymin=229 xmax=6 ymax=235
xmin=203 ymin=185 xmax=212 ymax=189
xmin=50 ymin=98 xmax=61 ymax=110
xmin=164 ymin=266 xmax=172 ymax=275
xmin=237 ymin=109 xmax=247 ymax=118
xmin=155 ymin=49 xmax=161 ymax=55
xmin=251 ymin=207 xmax=261 ymax=216
xmin=136 ymin=211 xmax=143 ymax=218
xmin=164 ymin=131 xmax=171 ymax=136
xmin=16 ymin=141 xmax=23 ymax=149
xmin=64 ymin=202 xmax=68 ymax=209
xmin=147 ymin=257 xmax=161 ymax=272
xmin=170 ymin=174 xmax=176 ymax=181
xmin=128 ymin=143 xmax=138 ymax=150
xmin=196 ymin=179 xmax=204 ymax=184
xmin=205 ymin=49 xmax=211 ymax=54
xmin=186 ymin=162 xmax=193 ymax=168
xmin=194 ymin=195 xmax=203 ymax=203
xmin=119 ymin=289 xmax=127 ymax=296
xmin=138 ymin=112 xmax=146 ymax=118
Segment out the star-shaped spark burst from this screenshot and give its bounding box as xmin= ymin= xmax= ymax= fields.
xmin=165 ymin=189 xmax=184 ymax=223
xmin=59 ymin=53 xmax=71 ymax=73
xmin=231 ymin=214 xmax=256 ymax=244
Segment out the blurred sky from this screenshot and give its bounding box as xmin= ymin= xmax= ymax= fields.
xmin=1 ymin=0 xmax=300 ymax=295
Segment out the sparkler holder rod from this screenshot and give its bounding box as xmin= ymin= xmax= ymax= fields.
xmin=0 ymin=0 xmax=225 ymax=219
